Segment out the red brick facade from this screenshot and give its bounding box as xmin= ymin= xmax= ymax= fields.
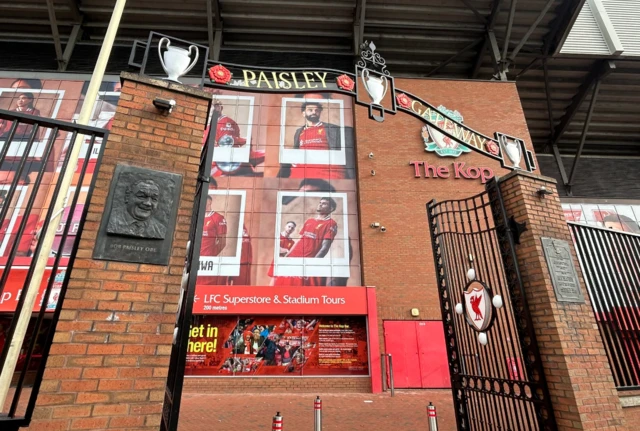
xmin=497 ymin=172 xmax=626 ymax=430
xmin=356 ymin=78 xmax=529 ymax=360
xmin=23 ymin=74 xmax=628 ymax=430
xmin=27 ymin=73 xmax=210 ymax=431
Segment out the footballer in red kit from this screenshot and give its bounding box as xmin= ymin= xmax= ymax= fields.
xmin=280 ymin=95 xmax=353 ymax=180
xmin=199 ymin=194 xmax=228 ymax=285
xmin=273 ymin=197 xmax=338 ymax=287
xmin=267 ymin=221 xmax=297 ymax=280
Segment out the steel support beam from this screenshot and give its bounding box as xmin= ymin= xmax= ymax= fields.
xmin=206 ymin=0 xmax=222 ymax=61
xmin=427 ymin=39 xmax=483 ymax=77
xmin=46 ymin=0 xmax=64 ymax=68
xmin=488 ymin=30 xmax=507 ymax=81
xmin=549 ymin=60 xmax=615 ymax=149
xmin=508 ymin=0 xmax=555 ymax=61
xmin=514 ymin=56 xmax=541 ymax=79
xmin=459 ymin=0 xmax=487 ymax=25
xmin=543 ymin=58 xmax=570 ymax=188
xmin=502 ymin=0 xmax=517 ymax=60
xmin=58 ymin=23 xmax=83 ymax=71
xmin=66 ymin=0 xmax=82 ymax=23
xmin=566 ymin=79 xmax=601 ymax=192
xmin=470 ymin=0 xmax=502 ymax=79
xmin=354 ymin=0 xmax=366 ymax=55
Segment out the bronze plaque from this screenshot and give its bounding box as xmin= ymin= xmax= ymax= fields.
xmin=93 ymin=164 xmax=182 ymax=265
xmin=541 ymin=237 xmax=585 ymax=303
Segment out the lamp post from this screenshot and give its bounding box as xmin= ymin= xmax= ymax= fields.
xmin=0 ymin=0 xmax=128 ymax=407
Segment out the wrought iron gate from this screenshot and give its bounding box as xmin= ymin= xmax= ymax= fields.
xmin=0 ymin=109 xmax=108 ymax=429
xmin=569 ymin=222 xmax=640 ymax=390
xmin=160 ymin=112 xmax=217 ymax=431
xmin=427 ymin=180 xmax=556 ymax=431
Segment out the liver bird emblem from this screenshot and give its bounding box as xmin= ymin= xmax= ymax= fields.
xmin=469 ymin=295 xmax=483 ymax=321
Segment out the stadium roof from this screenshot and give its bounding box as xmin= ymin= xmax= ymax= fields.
xmin=1 ymin=0 xmax=640 ymax=182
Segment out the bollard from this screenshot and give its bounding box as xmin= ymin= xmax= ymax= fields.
xmin=314 ymin=396 xmax=322 ymax=431
xmin=427 ymin=402 xmax=438 ymax=431
xmin=387 ymin=354 xmax=395 ymax=397
xmin=272 ymin=411 xmax=283 ymax=431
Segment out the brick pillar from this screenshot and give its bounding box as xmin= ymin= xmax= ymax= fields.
xmin=497 ymin=171 xmax=626 ymax=431
xmin=28 ymin=72 xmax=211 ymax=430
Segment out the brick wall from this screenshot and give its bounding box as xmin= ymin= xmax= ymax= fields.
xmin=497 ymin=171 xmax=626 ymax=430
xmin=184 ymin=377 xmax=371 ymax=394
xmin=355 ymin=78 xmax=530 ymax=355
xmin=27 ymin=72 xmax=211 ymax=430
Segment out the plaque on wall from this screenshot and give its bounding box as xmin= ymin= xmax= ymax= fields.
xmin=541 ymin=237 xmax=585 ymax=304
xmin=93 ymin=165 xmax=183 ymax=265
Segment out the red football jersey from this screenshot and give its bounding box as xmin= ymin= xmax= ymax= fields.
xmin=267 ymin=233 xmax=296 ymax=278
xmin=286 ymin=217 xmax=338 ymax=258
xmin=200 ymin=211 xmax=227 ymax=256
xmin=280 ymin=234 xmax=295 ymax=252
xmin=290 ymin=123 xmax=346 ymax=179
xmin=216 ymin=115 xmax=245 ymax=145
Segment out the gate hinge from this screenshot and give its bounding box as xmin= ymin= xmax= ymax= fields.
xmin=198 ymin=174 xmax=210 ymax=183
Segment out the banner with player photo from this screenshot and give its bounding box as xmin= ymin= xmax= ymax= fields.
xmin=184 ymin=315 xmax=369 ymax=377
xmin=196 ymin=88 xmax=361 ymax=288
xmin=0 ymin=76 xmax=121 ymax=312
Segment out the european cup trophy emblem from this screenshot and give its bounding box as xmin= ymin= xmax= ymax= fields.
xmin=362 ymin=68 xmax=388 ymax=106
xmin=503 ymin=137 xmax=522 ymax=169
xmin=356 ymin=41 xmax=395 ymax=122
xmin=158 ymin=37 xmax=199 ymax=84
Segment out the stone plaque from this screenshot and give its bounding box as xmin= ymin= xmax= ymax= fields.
xmin=541 ymin=237 xmax=585 ymax=303
xmin=93 ymin=165 xmax=182 ymax=265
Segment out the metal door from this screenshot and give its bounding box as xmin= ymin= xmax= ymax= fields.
xmin=426 ymin=180 xmax=557 ymax=431
xmin=384 ymin=320 xmax=451 ymax=389
xmin=416 ymin=321 xmax=451 ymax=388
xmin=383 ymin=321 xmax=421 ymax=388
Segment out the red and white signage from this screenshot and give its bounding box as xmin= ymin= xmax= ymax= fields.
xmin=193 ymin=285 xmax=369 ymax=315
xmin=0 ymin=264 xmax=66 ymax=313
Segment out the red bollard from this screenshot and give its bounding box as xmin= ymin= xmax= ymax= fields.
xmin=427 ymin=402 xmax=438 ymax=431
xmin=272 ymin=411 xmax=283 ymax=431
xmin=314 ymin=396 xmax=322 ymax=431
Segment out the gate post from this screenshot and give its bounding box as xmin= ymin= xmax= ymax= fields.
xmin=492 ymin=171 xmax=627 ymax=431
xmin=27 ymin=73 xmax=211 ymax=430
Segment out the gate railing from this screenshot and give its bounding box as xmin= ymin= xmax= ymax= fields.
xmin=427 ymin=180 xmax=556 ymax=431
xmin=568 ymin=222 xmax=640 ymax=390
xmin=160 ymin=111 xmax=217 ymax=431
xmin=0 ymin=109 xmax=107 ymax=428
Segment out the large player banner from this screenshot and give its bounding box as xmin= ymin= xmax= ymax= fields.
xmin=184 ymin=315 xmax=369 ymax=377
xmin=196 ymin=88 xmax=361 ymax=287
xmin=0 ymin=77 xmax=120 ymax=313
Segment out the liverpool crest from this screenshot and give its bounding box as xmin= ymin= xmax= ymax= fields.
xmin=422 ymin=105 xmax=471 ymax=158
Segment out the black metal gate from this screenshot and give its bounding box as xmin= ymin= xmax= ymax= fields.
xmin=569 ymin=222 xmax=640 ymax=390
xmin=160 ymin=112 xmax=217 ymax=431
xmin=426 ymin=179 xmax=556 ymax=431
xmin=0 ymin=109 xmax=108 ymax=429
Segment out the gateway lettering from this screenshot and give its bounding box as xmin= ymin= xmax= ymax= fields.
xmin=410 ymin=100 xmax=492 ymax=154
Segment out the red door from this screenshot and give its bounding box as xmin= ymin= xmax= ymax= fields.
xmin=383 ymin=320 xmax=451 ymax=389
xmin=383 ymin=321 xmax=421 ymax=387
xmin=415 ymin=321 xmax=451 ymax=388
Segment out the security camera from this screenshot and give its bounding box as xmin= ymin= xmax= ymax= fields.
xmin=153 ymin=97 xmax=176 ymax=114
xmin=380 ymin=226 xmax=387 ymax=233
xmin=370 ymin=222 xmax=380 ymax=228
xmin=371 ymin=169 xmax=376 ymax=176
xmin=368 ymin=152 xmax=374 ymax=159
